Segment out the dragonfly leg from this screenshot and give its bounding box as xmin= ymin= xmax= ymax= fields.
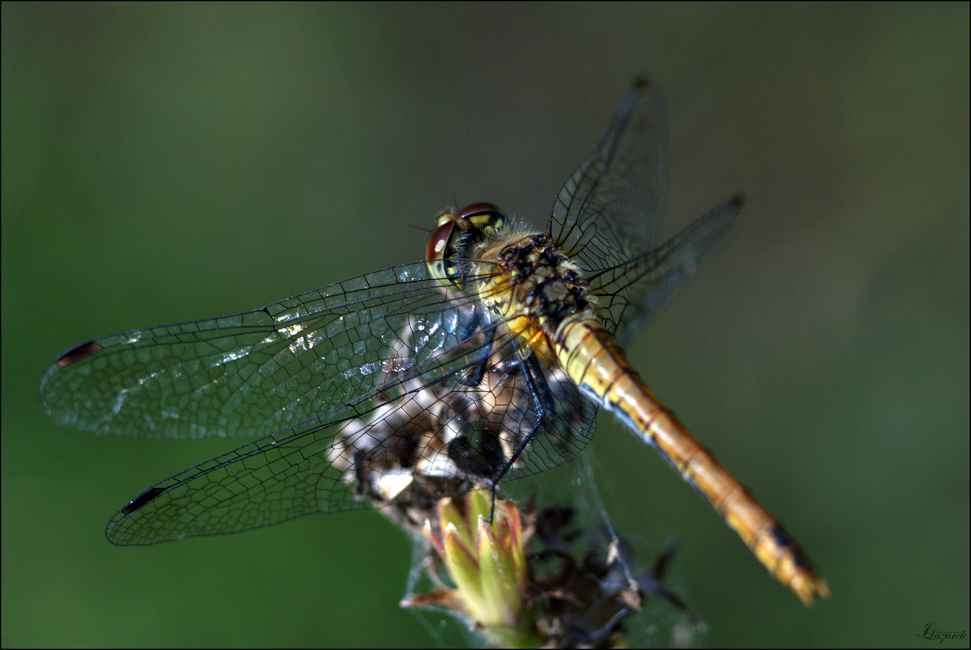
xmin=485 ymin=352 xmax=555 ymax=522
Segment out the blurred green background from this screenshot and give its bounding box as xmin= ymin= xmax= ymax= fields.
xmin=3 ymin=3 xmax=968 ymax=647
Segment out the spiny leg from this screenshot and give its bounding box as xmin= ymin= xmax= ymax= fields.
xmin=486 ymin=352 xmax=556 ymax=522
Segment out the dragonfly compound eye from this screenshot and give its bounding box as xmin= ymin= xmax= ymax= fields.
xmin=455 ymin=202 xmax=503 ymax=222
xmin=427 ymin=204 xmax=506 ymax=284
xmin=426 ymin=219 xmax=455 ymax=263
xmin=456 ymin=203 xmax=505 ymax=236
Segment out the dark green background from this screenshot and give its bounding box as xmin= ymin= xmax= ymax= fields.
xmin=3 ymin=4 xmax=968 ymax=647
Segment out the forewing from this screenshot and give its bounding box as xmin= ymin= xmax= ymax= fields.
xmin=548 ymin=76 xmax=666 ymax=270
xmin=547 ymin=76 xmax=740 ymax=344
xmin=40 ymin=262 xmax=486 ymax=439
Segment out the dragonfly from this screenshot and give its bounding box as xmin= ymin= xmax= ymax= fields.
xmin=40 ymin=76 xmax=828 ymax=606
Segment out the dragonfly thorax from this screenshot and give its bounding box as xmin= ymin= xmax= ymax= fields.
xmin=426 ymin=203 xmax=595 ymax=361
xmin=477 ymin=233 xmax=594 ymax=360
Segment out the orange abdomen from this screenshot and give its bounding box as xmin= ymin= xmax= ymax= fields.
xmin=553 ymin=315 xmax=829 ymax=606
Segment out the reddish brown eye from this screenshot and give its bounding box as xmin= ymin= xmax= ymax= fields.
xmin=455 ymin=202 xmax=502 ymax=221
xmin=426 ymin=219 xmax=455 ymax=261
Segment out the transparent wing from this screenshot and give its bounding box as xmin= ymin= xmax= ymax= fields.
xmin=587 ymin=197 xmax=742 ymax=346
xmin=102 ymin=320 xmax=596 ymax=545
xmin=104 ymin=407 xmax=366 ymax=544
xmin=547 ymin=76 xmax=740 ymax=345
xmin=548 ymin=76 xmax=666 ymax=269
xmin=40 ymin=260 xmax=598 ymax=543
xmin=40 ymin=263 xmax=486 ymax=439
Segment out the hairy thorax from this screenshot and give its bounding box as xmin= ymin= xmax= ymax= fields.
xmin=474 ymin=233 xmax=595 ymax=362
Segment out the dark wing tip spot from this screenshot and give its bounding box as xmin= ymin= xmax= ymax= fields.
xmin=56 ymin=340 xmax=102 ymax=366
xmin=121 ymin=486 xmax=166 ymax=515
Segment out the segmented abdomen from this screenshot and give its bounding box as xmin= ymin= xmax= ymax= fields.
xmin=553 ymin=314 xmax=829 ymax=606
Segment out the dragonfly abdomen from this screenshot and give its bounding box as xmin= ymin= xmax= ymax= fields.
xmin=553 ymin=314 xmax=829 ymax=606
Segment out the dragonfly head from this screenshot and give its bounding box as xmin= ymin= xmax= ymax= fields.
xmin=426 ymin=203 xmax=506 ymax=287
